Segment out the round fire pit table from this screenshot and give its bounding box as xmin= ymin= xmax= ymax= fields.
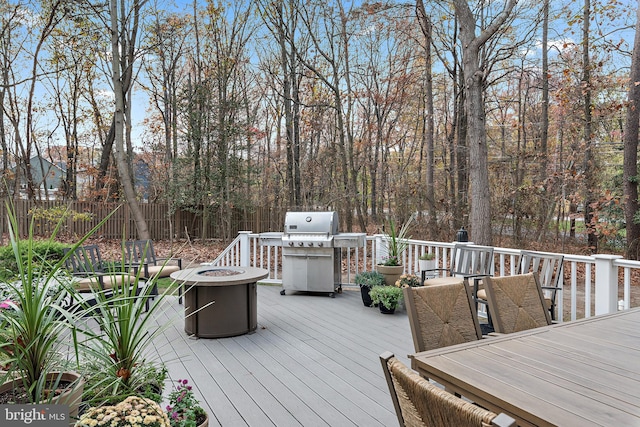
xmin=170 ymin=266 xmax=269 ymax=338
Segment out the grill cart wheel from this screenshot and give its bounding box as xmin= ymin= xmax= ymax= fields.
xmin=280 ymin=289 xmax=286 ymax=295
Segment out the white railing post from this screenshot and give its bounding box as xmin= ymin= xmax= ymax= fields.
xmin=594 ymin=254 xmax=622 ymax=315
xmin=239 ymin=231 xmax=252 ymax=267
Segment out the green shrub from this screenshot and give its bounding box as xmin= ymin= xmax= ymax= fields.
xmin=354 ymin=271 xmax=386 ymax=287
xmin=0 ymin=240 xmax=67 ymax=281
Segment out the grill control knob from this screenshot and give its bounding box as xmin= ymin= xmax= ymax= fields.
xmin=308 ymin=242 xmax=314 ymax=247
xmin=288 ymin=241 xmax=294 ymax=246
xmin=318 ymin=242 xmax=323 ymax=247
xmin=298 ymin=242 xmax=303 ymax=246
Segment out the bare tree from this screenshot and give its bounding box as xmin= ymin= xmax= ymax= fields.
xmin=1 ymin=1 xmax=68 ymax=200
xmin=581 ymin=0 xmax=597 ymax=252
xmin=258 ymin=0 xmax=304 ymax=207
xmin=110 ymin=0 xmax=149 ymax=239
xmin=624 ymin=2 xmax=640 ymax=259
xmin=451 ymin=0 xmax=517 ymax=245
xmin=292 ymin=0 xmax=367 ymax=230
xmin=142 ymin=10 xmax=190 ymax=190
xmin=416 ymin=0 xmax=436 ymax=232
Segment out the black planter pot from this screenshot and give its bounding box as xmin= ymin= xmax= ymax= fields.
xmin=360 ymin=285 xmax=374 ymax=307
xmin=379 ymin=303 xmax=396 ymax=314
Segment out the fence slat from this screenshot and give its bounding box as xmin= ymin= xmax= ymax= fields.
xmin=0 ymin=199 xmax=291 ymax=241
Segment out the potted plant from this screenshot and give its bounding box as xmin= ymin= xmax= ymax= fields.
xmin=165 ymin=378 xmax=208 ymax=427
xmin=369 ymin=285 xmax=404 ymax=314
xmin=79 ymin=357 xmax=167 ymax=410
xmin=76 ymin=395 xmax=171 ymax=427
xmin=377 ymin=214 xmax=415 ymax=285
xmin=395 ymin=274 xmax=422 ymax=288
xmin=0 ymin=201 xmax=104 ymax=420
xmin=418 ymin=252 xmax=436 ymax=272
xmin=77 ymin=262 xmax=173 ymax=408
xmin=354 ymin=271 xmax=385 ymax=307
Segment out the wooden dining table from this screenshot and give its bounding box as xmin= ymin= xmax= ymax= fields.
xmin=410 ymin=307 xmax=640 ymax=426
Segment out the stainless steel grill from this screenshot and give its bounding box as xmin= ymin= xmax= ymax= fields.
xmin=260 ymin=211 xmax=365 ymax=298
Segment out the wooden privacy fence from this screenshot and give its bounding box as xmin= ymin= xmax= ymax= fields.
xmin=0 ymin=199 xmax=290 ymax=241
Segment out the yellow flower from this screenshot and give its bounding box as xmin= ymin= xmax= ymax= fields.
xmin=77 ymin=396 xmax=170 ymax=427
xmin=395 ymin=273 xmax=421 ymax=288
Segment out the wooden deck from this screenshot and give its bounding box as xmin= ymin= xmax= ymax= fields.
xmin=148 ymin=284 xmax=414 ymax=427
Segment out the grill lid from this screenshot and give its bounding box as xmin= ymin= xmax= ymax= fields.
xmin=284 ymin=211 xmax=338 ymax=235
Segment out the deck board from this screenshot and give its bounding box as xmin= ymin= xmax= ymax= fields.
xmin=148 ymin=285 xmax=414 ymax=427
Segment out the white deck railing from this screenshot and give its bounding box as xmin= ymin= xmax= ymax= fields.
xmin=208 ymin=231 xmax=640 ymax=322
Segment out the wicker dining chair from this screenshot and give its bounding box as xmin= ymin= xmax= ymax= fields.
xmin=477 ymin=250 xmax=564 ymax=321
xmin=403 ymin=280 xmax=483 ymax=353
xmin=482 ymin=272 xmax=552 ymax=334
xmin=380 ymin=352 xmax=516 ymax=427
xmin=517 ymin=250 xmax=564 ymax=321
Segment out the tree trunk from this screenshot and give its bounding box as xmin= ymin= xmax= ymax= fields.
xmin=624 ymin=2 xmax=640 ymax=260
xmin=110 ymin=0 xmax=149 ymax=240
xmin=452 ymin=0 xmax=516 ymax=245
xmin=416 ymin=0 xmax=436 ymax=232
xmin=582 ymin=0 xmax=597 ymax=252
xmin=536 ymin=0 xmax=550 ymax=241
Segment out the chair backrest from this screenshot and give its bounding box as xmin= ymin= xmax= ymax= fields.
xmin=64 ymin=245 xmax=103 ymax=273
xmin=379 ymin=352 xmax=516 ymax=427
xmin=125 ymin=240 xmax=158 ymax=265
xmin=483 ymin=272 xmax=552 ymax=334
xmin=518 ymin=250 xmax=564 ymax=319
xmin=450 ymin=244 xmax=494 ymax=277
xmin=403 ymin=280 xmax=482 ymax=353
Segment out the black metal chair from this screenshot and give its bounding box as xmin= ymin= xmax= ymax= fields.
xmin=420 ymin=244 xmax=494 ymax=286
xmin=63 ymin=245 xmax=148 ymax=312
xmin=124 ymin=240 xmax=182 ymax=300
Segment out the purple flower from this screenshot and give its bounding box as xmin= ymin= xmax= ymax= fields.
xmin=0 ymin=299 xmax=13 ymax=309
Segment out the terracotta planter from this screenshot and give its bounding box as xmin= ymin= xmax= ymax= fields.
xmin=376 ymin=265 xmax=404 ymax=286
xmin=198 ymin=411 xmax=210 ymax=427
xmin=0 ymin=371 xmax=84 ymax=426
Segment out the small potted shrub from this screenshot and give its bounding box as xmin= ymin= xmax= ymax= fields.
xmin=418 ymin=252 xmax=436 ymax=271
xmin=76 ymin=395 xmax=171 ymax=427
xmin=79 ymin=358 xmax=167 ymax=410
xmin=377 ymin=214 xmax=415 ymax=285
xmin=395 ymin=274 xmax=422 ymax=288
xmin=354 ymin=271 xmax=385 ymax=307
xmin=166 ymin=378 xmax=208 ymax=427
xmin=369 ymin=285 xmax=404 ymax=314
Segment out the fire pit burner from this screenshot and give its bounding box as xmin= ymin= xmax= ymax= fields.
xmin=198 ymin=268 xmax=242 ymax=277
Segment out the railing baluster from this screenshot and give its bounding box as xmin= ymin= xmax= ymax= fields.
xmin=213 ymin=231 xmax=638 ymax=320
